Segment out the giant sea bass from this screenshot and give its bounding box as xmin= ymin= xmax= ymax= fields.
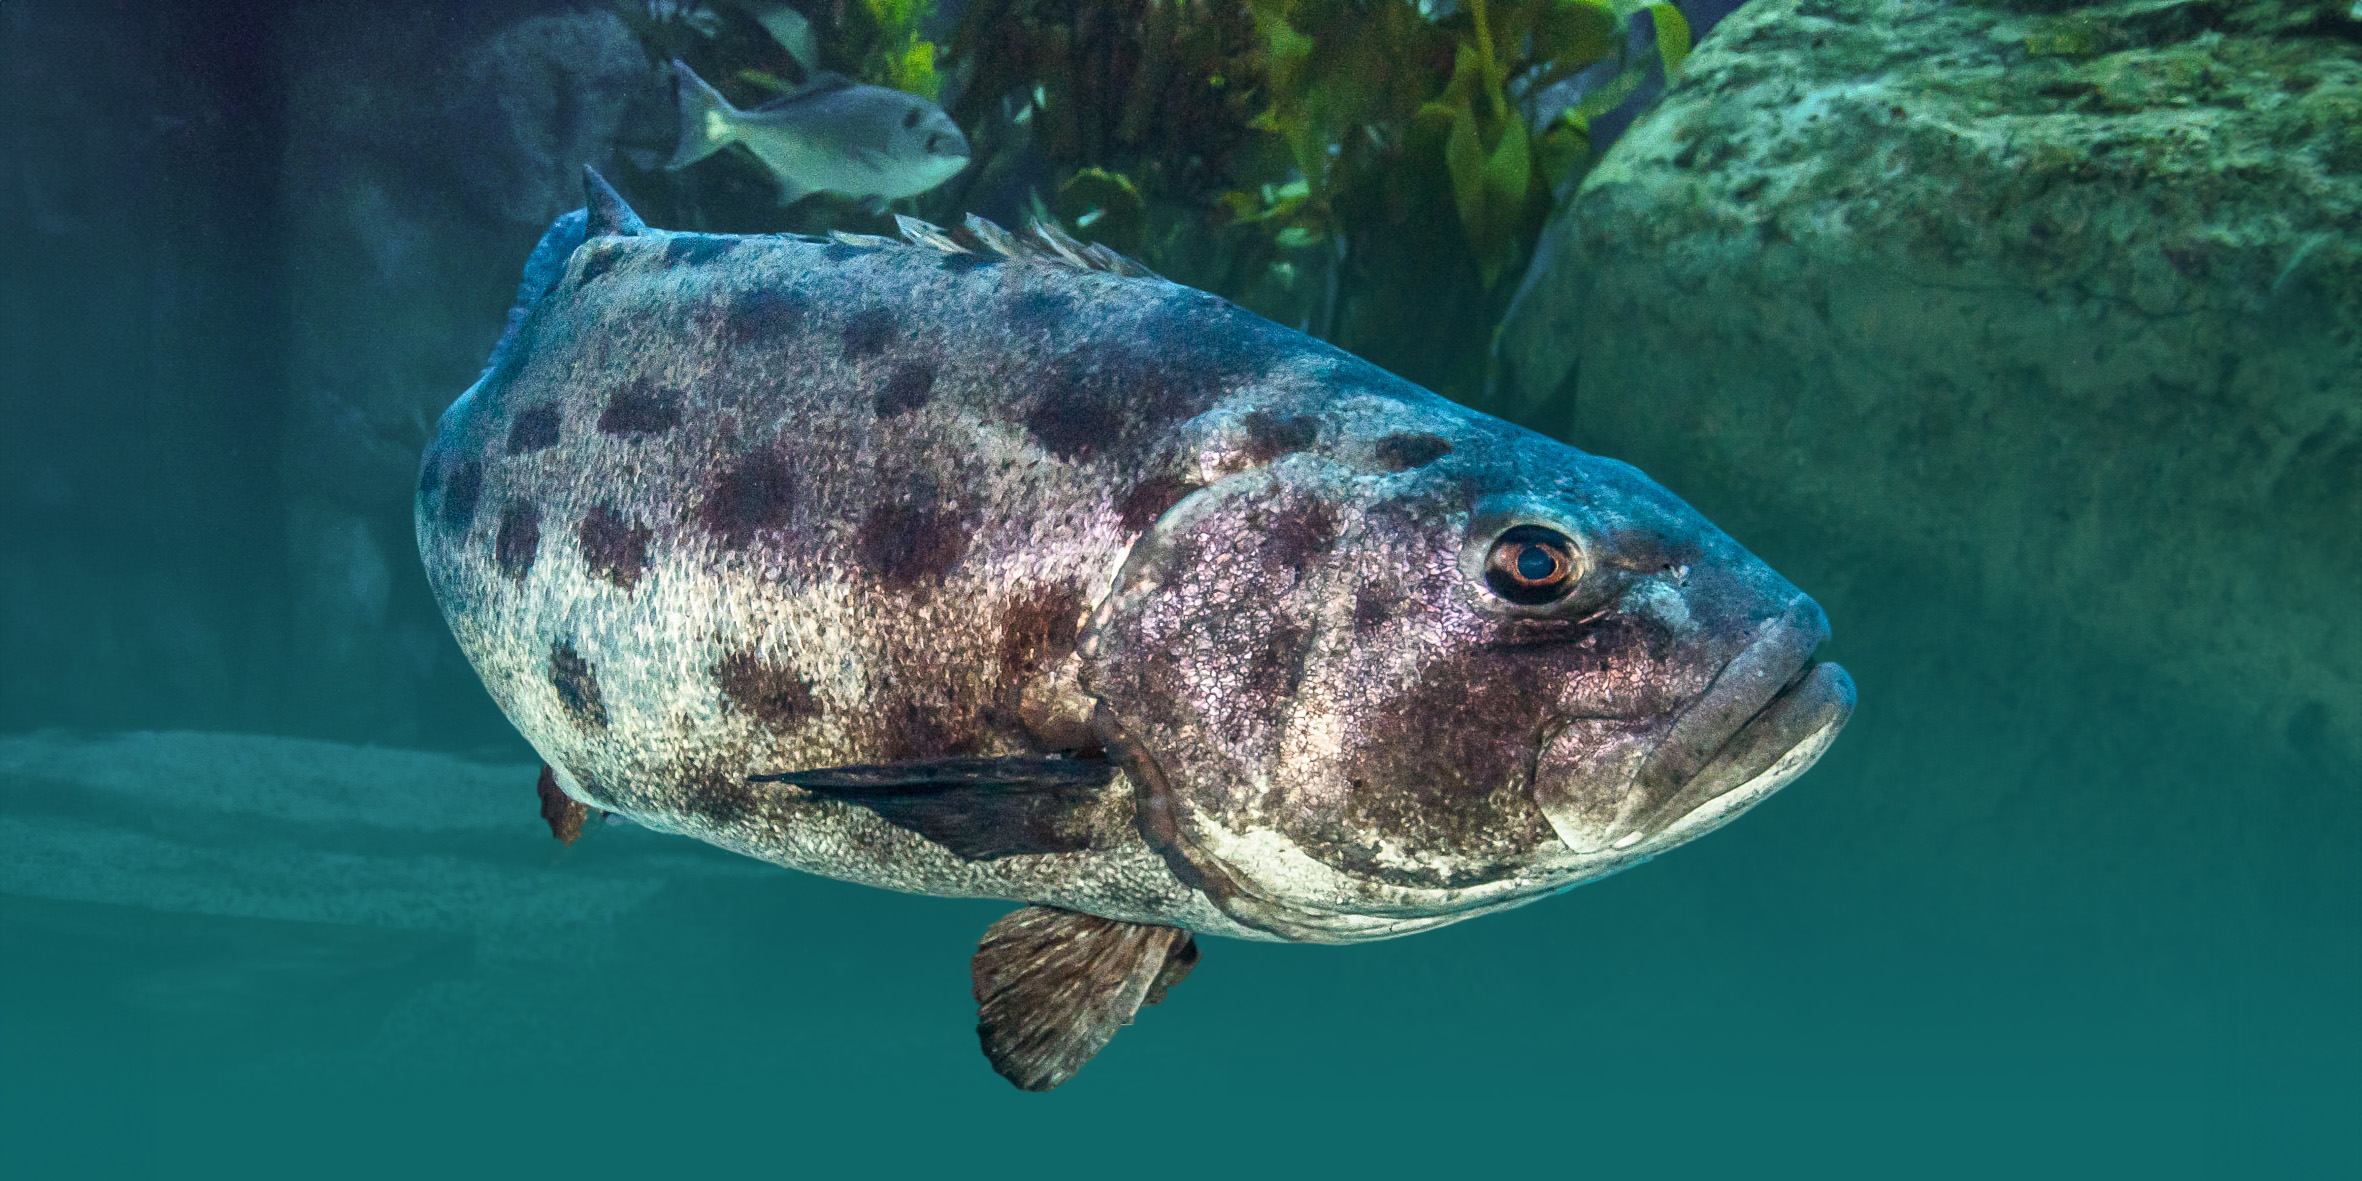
xmin=416 ymin=170 xmax=1856 ymax=1090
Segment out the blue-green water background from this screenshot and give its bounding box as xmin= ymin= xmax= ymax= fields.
xmin=3 ymin=1 xmax=2356 ymax=1177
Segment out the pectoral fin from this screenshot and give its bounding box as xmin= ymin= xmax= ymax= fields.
xmin=535 ymin=763 xmax=590 ymax=844
xmin=748 ymin=756 xmax=1121 ymax=860
xmin=970 ymin=906 xmax=1198 ymax=1091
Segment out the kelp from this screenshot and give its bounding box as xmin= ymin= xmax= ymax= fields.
xmin=619 ymin=0 xmax=1692 ymax=403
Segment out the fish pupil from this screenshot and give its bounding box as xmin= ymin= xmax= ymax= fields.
xmin=904 ymin=108 xmax=922 ymax=129
xmin=1516 ymin=545 xmax=1556 ymax=582
xmin=1484 ymin=525 xmax=1579 ymax=605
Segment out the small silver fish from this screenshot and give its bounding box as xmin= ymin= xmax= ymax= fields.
xmin=666 ymin=59 xmax=970 ymax=205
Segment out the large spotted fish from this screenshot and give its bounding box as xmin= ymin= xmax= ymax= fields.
xmin=416 ymin=170 xmax=1856 ymax=1091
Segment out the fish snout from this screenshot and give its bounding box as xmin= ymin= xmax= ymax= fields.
xmin=1532 ymin=595 xmax=1854 ymax=856
xmin=925 ymin=116 xmax=972 ymax=160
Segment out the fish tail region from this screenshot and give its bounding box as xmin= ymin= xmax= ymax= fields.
xmin=667 ymin=59 xmax=740 ymax=170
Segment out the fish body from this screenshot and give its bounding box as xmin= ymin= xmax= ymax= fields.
xmin=667 ymin=60 xmax=969 ymax=204
xmin=416 ymin=172 xmax=1854 ymax=1089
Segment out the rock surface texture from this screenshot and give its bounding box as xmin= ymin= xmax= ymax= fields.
xmin=1503 ymin=0 xmax=2362 ymax=767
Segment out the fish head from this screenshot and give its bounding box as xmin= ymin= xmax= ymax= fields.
xmin=1083 ymin=388 xmax=1853 ymax=940
xmin=877 ymin=93 xmax=970 ymax=192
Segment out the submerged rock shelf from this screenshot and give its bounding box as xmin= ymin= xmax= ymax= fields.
xmin=1503 ymin=0 xmax=2362 ymax=767
xmin=0 ymin=730 xmax=764 ymax=951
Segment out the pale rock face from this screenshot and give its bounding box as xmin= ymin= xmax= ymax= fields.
xmin=1502 ymin=0 xmax=2362 ymax=770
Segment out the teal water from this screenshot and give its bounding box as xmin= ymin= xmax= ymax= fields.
xmin=4 ymin=0 xmax=2356 ymax=1176
xmin=4 ymin=532 xmax=2355 ymax=1177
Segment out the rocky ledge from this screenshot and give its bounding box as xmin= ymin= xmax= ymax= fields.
xmin=1503 ymin=0 xmax=2361 ymax=766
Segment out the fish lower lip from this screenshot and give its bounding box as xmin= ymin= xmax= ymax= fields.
xmin=1531 ymin=595 xmax=1846 ymax=854
xmin=1642 ymin=596 xmax=1831 ymax=795
xmin=1631 ymin=659 xmax=1856 ymax=840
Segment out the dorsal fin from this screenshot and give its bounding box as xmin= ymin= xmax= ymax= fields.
xmin=791 ymin=70 xmax=859 ymax=98
xmin=583 ymin=166 xmax=647 ymax=238
xmin=892 ymin=213 xmax=1159 ymax=279
xmin=825 ymin=229 xmax=901 ymax=250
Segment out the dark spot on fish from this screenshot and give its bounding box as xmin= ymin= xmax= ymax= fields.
xmin=417 ymin=450 xmax=443 ymax=498
xmin=598 ymin=380 xmax=683 ymax=437
xmin=1262 ymin=497 xmax=1339 ymax=572
xmin=440 ymin=460 xmax=483 ymax=530
xmin=505 ymin=405 xmax=561 ymax=455
xmin=575 ymin=243 xmax=624 ymax=288
xmin=823 ymin=242 xmax=873 ymax=263
xmin=1117 ymin=474 xmax=1199 ymax=533
xmin=494 ymin=500 xmax=541 ymax=582
xmin=1025 ymin=376 xmax=1108 ymax=459
xmin=550 ymin=641 xmax=608 ymax=730
xmin=713 ymin=648 xmax=820 ymax=727
xmin=578 ymin=504 xmax=653 ymax=590
xmin=882 ymin=698 xmax=981 ymax=761
xmin=858 ymin=497 xmax=969 ymax=588
xmin=1245 ymin=619 xmax=1310 ymax=704
xmin=684 ymin=766 xmax=761 ymax=829
xmin=663 ymin=234 xmax=737 ymax=267
xmin=1021 ymin=342 xmax=1212 ymax=462
xmin=940 ymin=251 xmax=998 ymax=273
xmin=842 ymin=307 xmax=895 ymax=359
xmin=875 ymin=362 xmax=935 ymax=416
xmin=1007 ymin=289 xmax=1075 ymax=332
xmin=998 ymin=585 xmax=1086 ymax=681
xmin=1243 ymin=410 xmax=1318 ymax=463
xmin=701 ymin=449 xmax=797 ymax=549
xmin=1375 ymin=432 xmax=1452 ymax=471
xmin=1352 ymin=584 xmax=1394 ymax=633
xmin=1029 ymin=375 xmax=1110 ymax=458
xmin=717 ymin=287 xmax=810 ymax=347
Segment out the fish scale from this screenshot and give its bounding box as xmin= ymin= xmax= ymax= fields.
xmin=416 ymin=169 xmax=1854 ymax=1091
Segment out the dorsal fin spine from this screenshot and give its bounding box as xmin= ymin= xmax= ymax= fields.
xmin=891 ymin=213 xmax=1159 ymax=279
xmin=583 ymin=166 xmax=647 ymax=238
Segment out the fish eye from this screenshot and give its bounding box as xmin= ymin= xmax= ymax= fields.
xmin=1483 ymin=525 xmax=1581 ymax=605
xmin=904 ymin=108 xmax=923 ymax=129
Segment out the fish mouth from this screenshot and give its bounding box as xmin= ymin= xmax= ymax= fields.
xmin=1534 ymin=596 xmax=1855 ymax=855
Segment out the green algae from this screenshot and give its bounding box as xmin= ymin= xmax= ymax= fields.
xmin=621 ymin=0 xmax=1692 ymax=402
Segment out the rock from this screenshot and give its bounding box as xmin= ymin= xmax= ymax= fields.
xmin=1500 ymin=0 xmax=2362 ymax=767
xmin=276 ymin=3 xmax=655 ymax=741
